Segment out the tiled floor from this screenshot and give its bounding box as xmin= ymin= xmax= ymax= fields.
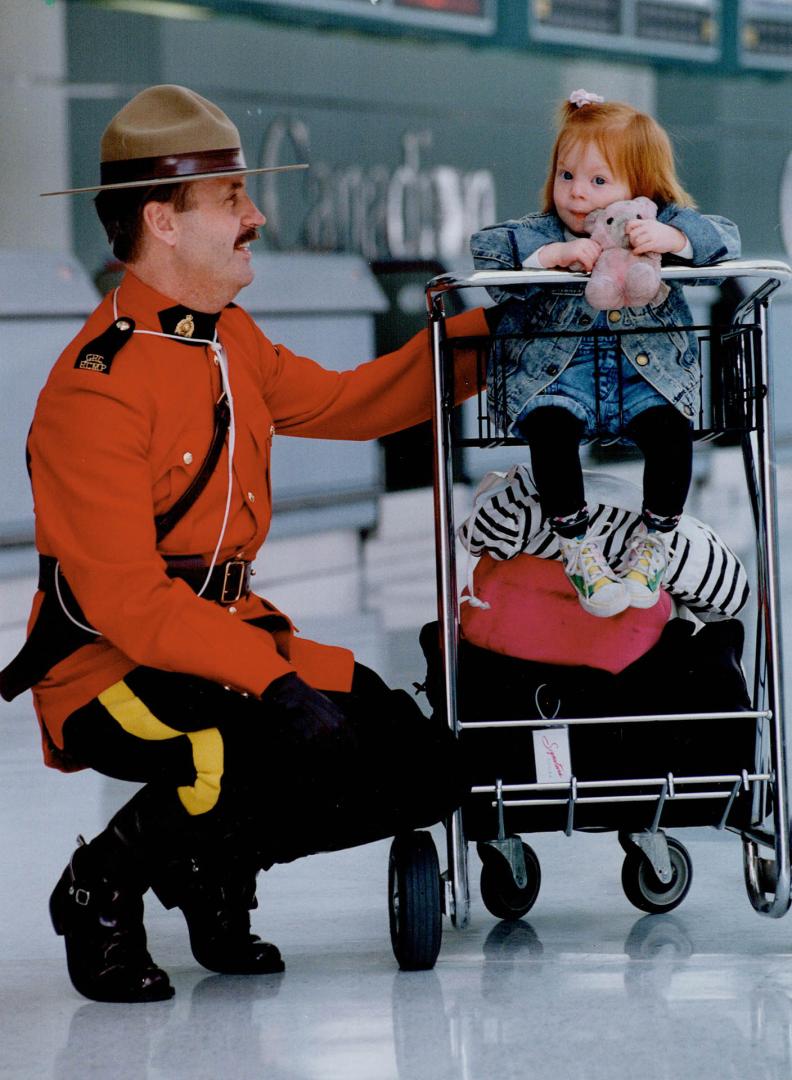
xmin=3 ymin=456 xmax=792 ymax=1079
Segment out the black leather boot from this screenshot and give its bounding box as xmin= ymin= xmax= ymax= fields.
xmin=176 ymin=859 xmax=284 ymax=975
xmin=106 ymin=785 xmax=283 ymax=976
xmin=49 ymin=837 xmax=174 ymax=1003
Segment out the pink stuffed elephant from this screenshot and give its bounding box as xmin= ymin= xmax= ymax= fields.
xmin=582 ymin=197 xmax=668 ymax=311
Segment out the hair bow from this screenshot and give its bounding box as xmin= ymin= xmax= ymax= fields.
xmin=569 ymin=89 xmax=605 ymax=108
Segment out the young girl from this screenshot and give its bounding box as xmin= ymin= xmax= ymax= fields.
xmin=470 ymin=90 xmax=740 ymax=618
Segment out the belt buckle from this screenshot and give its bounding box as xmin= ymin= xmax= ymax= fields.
xmin=220 ymin=559 xmax=247 ymax=604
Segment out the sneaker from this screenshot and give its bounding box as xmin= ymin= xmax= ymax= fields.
xmin=620 ymin=524 xmax=669 ymax=609
xmin=558 ymin=534 xmax=629 ymax=618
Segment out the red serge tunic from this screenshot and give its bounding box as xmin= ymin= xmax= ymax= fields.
xmin=26 ymin=271 xmax=487 ymax=766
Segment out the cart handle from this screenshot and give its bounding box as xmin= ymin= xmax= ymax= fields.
xmin=425 ymin=258 xmax=792 ymax=313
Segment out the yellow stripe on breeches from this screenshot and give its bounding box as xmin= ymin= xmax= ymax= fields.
xmin=97 ymin=680 xmax=223 ymax=816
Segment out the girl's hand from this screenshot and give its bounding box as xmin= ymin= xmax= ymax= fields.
xmin=539 ymin=238 xmax=602 ymax=272
xmin=626 ymin=219 xmax=687 ymax=256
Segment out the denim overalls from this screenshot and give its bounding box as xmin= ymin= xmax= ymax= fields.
xmin=516 ymin=310 xmax=668 ymax=438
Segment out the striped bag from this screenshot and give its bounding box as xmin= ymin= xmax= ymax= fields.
xmin=458 ymin=466 xmax=749 ymax=619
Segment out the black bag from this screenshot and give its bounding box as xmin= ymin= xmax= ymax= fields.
xmin=419 ymin=618 xmax=757 ymax=836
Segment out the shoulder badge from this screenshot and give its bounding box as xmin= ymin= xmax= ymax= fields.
xmin=74 ymin=318 xmax=135 ymax=375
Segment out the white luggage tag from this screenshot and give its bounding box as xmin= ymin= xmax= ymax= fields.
xmin=533 ymin=727 xmax=571 ymax=783
xmin=531 ymin=685 xmax=571 ymax=783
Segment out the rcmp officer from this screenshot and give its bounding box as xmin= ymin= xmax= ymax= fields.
xmin=1 ymin=85 xmax=489 ymax=1002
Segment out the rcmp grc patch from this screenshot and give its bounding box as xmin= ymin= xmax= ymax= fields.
xmin=74 ymin=318 xmax=135 ymax=374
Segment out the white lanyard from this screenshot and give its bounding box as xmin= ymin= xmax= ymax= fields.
xmin=55 ymin=293 xmax=237 ymax=632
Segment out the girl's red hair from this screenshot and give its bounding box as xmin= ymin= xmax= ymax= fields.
xmin=541 ymin=99 xmax=695 ymax=213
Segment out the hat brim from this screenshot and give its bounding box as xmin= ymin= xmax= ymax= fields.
xmin=41 ymin=162 xmax=308 ymax=197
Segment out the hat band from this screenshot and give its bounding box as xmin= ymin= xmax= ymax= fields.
xmin=100 ymin=147 xmax=247 ymax=187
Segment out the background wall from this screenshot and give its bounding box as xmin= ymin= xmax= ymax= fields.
xmin=46 ymin=1 xmax=792 ymax=279
xmin=0 ymin=1 xmax=71 ymax=251
xmin=4 ymin=1 xmax=790 ymax=269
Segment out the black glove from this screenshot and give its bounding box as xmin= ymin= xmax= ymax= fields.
xmin=261 ymin=673 xmax=357 ymax=751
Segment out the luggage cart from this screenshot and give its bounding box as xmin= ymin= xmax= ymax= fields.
xmin=387 ymin=260 xmax=792 ymax=971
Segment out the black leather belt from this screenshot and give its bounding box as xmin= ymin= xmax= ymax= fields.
xmin=164 ymin=556 xmax=252 ymax=605
xmin=37 ymin=553 xmax=253 ymax=607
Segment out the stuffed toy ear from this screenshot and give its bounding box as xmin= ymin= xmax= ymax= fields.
xmin=631 ymin=196 xmax=659 ymax=220
xmin=583 ymin=208 xmax=603 ymax=233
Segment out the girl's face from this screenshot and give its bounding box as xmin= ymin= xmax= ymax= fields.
xmin=553 ymin=138 xmax=632 ymax=235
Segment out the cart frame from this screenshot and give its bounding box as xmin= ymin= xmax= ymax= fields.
xmin=426 ymin=260 xmax=792 ymax=930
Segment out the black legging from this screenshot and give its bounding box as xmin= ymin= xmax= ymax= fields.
xmin=520 ymin=404 xmax=693 ymax=530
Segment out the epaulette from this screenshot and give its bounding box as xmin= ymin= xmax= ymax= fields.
xmin=74 ymin=317 xmax=135 ymax=375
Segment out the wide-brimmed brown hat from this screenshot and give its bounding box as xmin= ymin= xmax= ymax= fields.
xmin=41 ymin=84 xmax=307 ymax=196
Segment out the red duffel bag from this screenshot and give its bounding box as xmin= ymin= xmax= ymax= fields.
xmin=460 ymin=552 xmax=672 ymax=675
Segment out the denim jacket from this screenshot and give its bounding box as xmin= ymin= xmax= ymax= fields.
xmin=469 ymin=205 xmax=741 ymax=432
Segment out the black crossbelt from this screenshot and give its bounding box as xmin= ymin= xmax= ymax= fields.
xmin=155 ymin=393 xmax=230 ymax=543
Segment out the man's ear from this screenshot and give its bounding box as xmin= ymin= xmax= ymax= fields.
xmin=141 ymin=199 xmax=180 ymax=248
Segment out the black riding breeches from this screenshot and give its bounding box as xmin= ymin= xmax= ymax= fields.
xmin=61 ymin=660 xmax=465 ymax=868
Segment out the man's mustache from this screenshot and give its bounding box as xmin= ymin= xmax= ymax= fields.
xmin=236 ymin=228 xmax=260 ymax=246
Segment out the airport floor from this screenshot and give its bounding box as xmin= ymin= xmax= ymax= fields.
xmin=4 ymin=463 xmax=792 ymax=1080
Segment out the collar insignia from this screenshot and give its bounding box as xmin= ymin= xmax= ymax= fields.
xmin=174 ymin=313 xmax=195 ymax=338
xmin=158 ymin=305 xmax=220 ymax=344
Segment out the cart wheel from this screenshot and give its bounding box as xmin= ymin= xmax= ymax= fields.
xmin=388 ymin=832 xmax=442 ymax=971
xmin=479 ymin=842 xmax=541 ymax=921
xmin=621 ymin=836 xmax=693 ymax=914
